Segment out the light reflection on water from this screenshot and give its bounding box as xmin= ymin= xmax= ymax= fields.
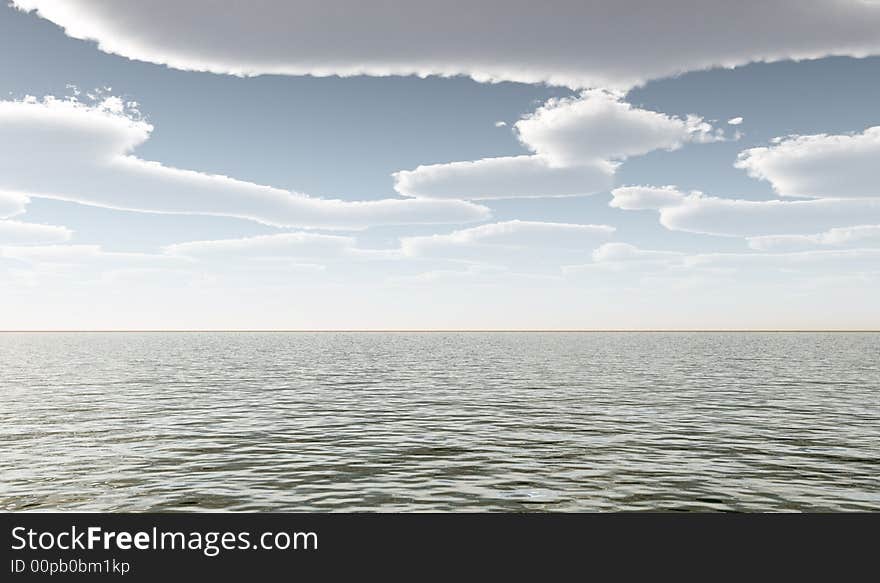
xmin=1 ymin=332 xmax=878 ymax=511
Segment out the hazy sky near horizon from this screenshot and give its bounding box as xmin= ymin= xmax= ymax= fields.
xmin=1 ymin=1 xmax=880 ymax=329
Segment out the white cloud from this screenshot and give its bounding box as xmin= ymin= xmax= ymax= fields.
xmin=736 ymin=126 xmax=880 ymax=198
xmin=14 ymin=0 xmax=880 ymax=89
xmin=95 ymin=267 xmax=204 ymax=286
xmin=18 ymin=221 xmax=614 ymax=285
xmin=563 ymin=243 xmax=683 ymax=275
xmin=164 ymin=231 xmax=399 ymax=261
xmin=0 ymin=220 xmax=73 ymax=245
xmin=389 ymin=264 xmax=561 ymax=286
xmin=5 ymin=222 xmax=617 ymax=282
xmin=401 ymin=220 xmax=615 ymax=257
xmin=747 ymin=225 xmax=880 ymax=251
xmin=393 ymin=155 xmax=614 ymax=200
xmin=515 ymin=91 xmax=722 ymax=167
xmin=1 ymin=235 xmax=366 ymax=287
xmin=661 ymin=197 xmax=880 ymax=237
xmin=0 ymin=97 xmax=490 ymax=229
xmin=288 ymin=263 xmax=328 ymax=273
xmin=165 ymin=232 xmax=356 ymax=259
xmin=566 ymin=242 xmax=880 ymax=275
xmin=0 ymin=192 xmax=30 ymax=218
xmin=727 ymin=117 xmax=744 ymax=126
xmin=609 ymin=185 xmax=691 ymax=210
xmin=389 ymin=264 xmax=507 ymax=285
xmin=615 ymin=128 xmax=880 ymax=240
xmin=591 ymin=242 xmax=683 ymax=264
xmin=165 ymin=221 xmax=614 ymax=268
xmin=610 ymin=186 xmax=880 ymax=237
xmin=682 ymin=248 xmax=880 ymax=270
xmin=394 ymin=92 xmax=721 ymax=201
xmin=0 ymin=244 xmax=183 ymax=267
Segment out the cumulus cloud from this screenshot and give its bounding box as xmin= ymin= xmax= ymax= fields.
xmin=747 ymin=225 xmax=880 ymax=251
xmin=515 ymin=91 xmax=722 ymax=166
xmin=610 ymin=186 xmax=880 ymax=237
xmin=400 ymin=220 xmax=615 ymax=257
xmin=728 ymin=117 xmax=744 ymax=126
xmin=0 ymin=97 xmax=489 ymax=229
xmin=736 ymin=126 xmax=880 ymax=198
xmin=0 ymin=220 xmax=73 ymax=245
xmin=394 ymin=92 xmax=721 ymax=200
xmin=13 ymin=1 xmax=880 ymax=89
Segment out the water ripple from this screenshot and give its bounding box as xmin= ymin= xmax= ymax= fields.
xmin=0 ymin=332 xmax=878 ymax=511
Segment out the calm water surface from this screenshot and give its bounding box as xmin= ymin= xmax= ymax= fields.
xmin=1 ymin=332 xmax=878 ymax=511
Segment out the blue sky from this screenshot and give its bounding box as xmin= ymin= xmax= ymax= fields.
xmin=2 ymin=1 xmax=880 ymax=329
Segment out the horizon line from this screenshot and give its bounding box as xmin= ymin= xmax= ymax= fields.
xmin=1 ymin=329 xmax=879 ymax=333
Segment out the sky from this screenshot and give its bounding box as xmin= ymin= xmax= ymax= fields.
xmin=1 ymin=0 xmax=879 ymax=330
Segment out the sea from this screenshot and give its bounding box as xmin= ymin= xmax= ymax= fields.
xmin=1 ymin=332 xmax=877 ymax=511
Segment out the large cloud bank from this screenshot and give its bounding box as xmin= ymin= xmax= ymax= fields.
xmin=13 ymin=0 xmax=880 ymax=89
